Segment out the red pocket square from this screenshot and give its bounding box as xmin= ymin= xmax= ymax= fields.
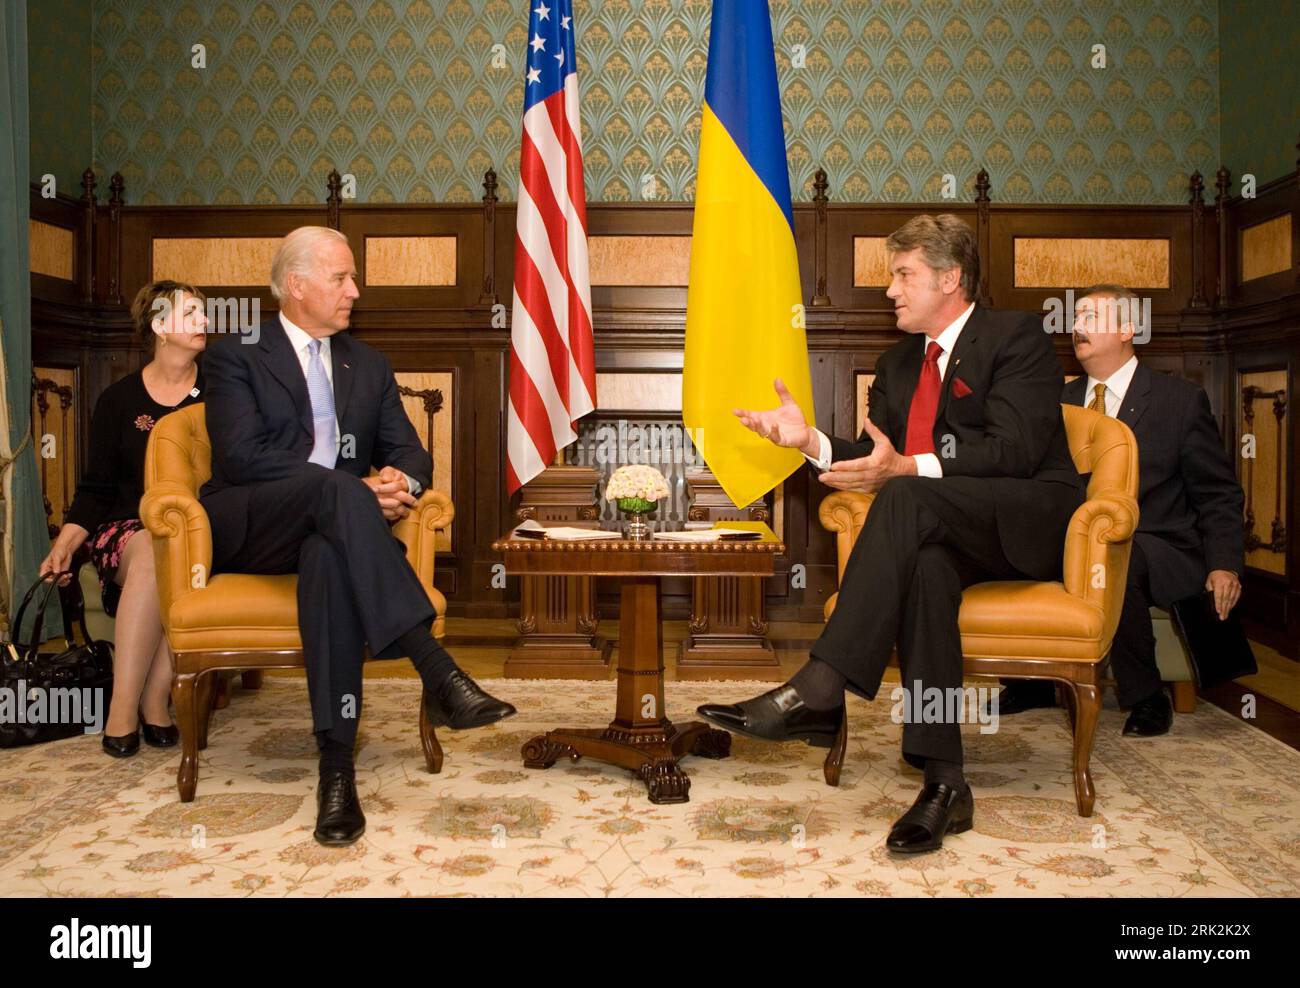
xmin=951 ymin=376 xmax=973 ymax=398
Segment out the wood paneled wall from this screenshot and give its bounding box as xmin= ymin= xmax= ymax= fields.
xmin=30 ymin=154 xmax=1300 ymax=654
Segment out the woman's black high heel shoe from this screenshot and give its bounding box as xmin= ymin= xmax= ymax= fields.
xmin=102 ymin=729 xmax=140 ymax=758
xmin=141 ymin=722 xmax=179 ymax=747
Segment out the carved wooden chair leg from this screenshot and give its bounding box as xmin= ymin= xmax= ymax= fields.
xmin=1069 ymin=681 xmax=1101 ymax=817
xmin=822 ymin=709 xmax=848 ymax=786
xmin=212 ymin=671 xmax=232 ymax=710
xmin=240 ymin=670 xmax=265 ymax=690
xmin=173 ymin=670 xmax=201 ymax=802
xmin=196 ymin=671 xmax=215 ymax=751
xmin=419 ymin=690 xmax=444 ymax=774
xmin=1172 ymin=681 xmax=1196 ymax=713
xmin=1061 ymin=677 xmax=1078 ymax=733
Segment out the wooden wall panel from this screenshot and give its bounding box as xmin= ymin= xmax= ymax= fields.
xmin=1013 ymin=237 xmax=1170 ymax=289
xmin=29 ymin=220 xmax=74 ymax=281
xmin=852 ymin=238 xmax=889 ymax=287
xmin=595 ymin=371 xmax=682 ymax=411
xmin=365 ymin=236 xmax=456 ymax=286
xmin=588 ymin=235 xmax=692 ymax=286
xmin=1240 ymin=214 xmax=1293 ymax=283
xmin=153 ymin=236 xmax=283 ymax=285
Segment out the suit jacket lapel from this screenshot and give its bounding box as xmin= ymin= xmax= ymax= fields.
xmin=936 ymin=305 xmax=981 ymax=420
xmin=1062 ymin=375 xmax=1087 ymax=407
xmin=1118 ymin=361 xmax=1152 ymax=431
xmin=259 ymin=317 xmax=313 ymax=439
xmin=331 ymin=332 xmax=355 ymax=426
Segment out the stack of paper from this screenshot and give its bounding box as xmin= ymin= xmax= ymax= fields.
xmin=512 ymin=520 xmax=620 ymax=541
xmin=651 ymin=528 xmax=762 ymax=543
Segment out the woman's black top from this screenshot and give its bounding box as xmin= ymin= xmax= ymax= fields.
xmin=64 ymin=368 xmax=205 ymax=532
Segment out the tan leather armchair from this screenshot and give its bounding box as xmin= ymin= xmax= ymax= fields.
xmin=819 ymin=405 xmax=1139 ymax=816
xmin=140 ymin=403 xmax=455 ymax=802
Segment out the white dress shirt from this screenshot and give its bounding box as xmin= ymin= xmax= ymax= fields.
xmin=1083 ymin=353 xmax=1139 ymax=418
xmin=806 ymin=301 xmax=976 ymax=477
xmin=279 ymin=313 xmax=419 ymax=495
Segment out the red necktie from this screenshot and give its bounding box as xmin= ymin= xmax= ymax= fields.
xmin=903 ymin=341 xmax=943 ymax=455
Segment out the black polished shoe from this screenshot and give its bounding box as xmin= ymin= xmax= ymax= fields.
xmin=102 ymin=730 xmax=140 ymax=758
xmin=988 ymin=679 xmax=1057 ymax=717
xmin=314 ymin=770 xmax=366 ymax=846
xmin=697 ymin=684 xmax=845 ymax=747
xmin=1123 ymin=689 xmax=1173 ymax=737
xmin=886 ymin=782 xmax=974 ymax=854
xmin=423 ymin=670 xmax=516 ymax=730
xmin=141 ymin=722 xmax=179 ymax=748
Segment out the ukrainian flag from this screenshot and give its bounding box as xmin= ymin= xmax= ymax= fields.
xmin=683 ymin=0 xmax=814 ymax=510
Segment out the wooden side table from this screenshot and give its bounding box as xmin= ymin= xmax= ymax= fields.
xmin=492 ymin=526 xmax=785 ymax=803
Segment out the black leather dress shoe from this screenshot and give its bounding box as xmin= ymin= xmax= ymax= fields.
xmin=697 ymin=684 xmax=844 ymax=747
xmin=102 ymin=730 xmax=140 ymax=758
xmin=1123 ymin=689 xmax=1173 ymax=737
xmin=989 ymin=679 xmax=1057 ymax=717
xmin=141 ymin=723 xmax=180 ymax=748
xmin=314 ymin=770 xmax=366 ymax=846
xmin=423 ymin=670 xmax=516 ymax=730
xmin=886 ymin=782 xmax=974 ymax=854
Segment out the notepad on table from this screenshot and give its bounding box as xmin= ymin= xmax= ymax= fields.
xmin=651 ymin=528 xmax=762 ymax=543
xmin=512 ymin=519 xmax=621 ymax=541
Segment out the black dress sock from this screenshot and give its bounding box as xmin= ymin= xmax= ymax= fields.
xmin=317 ymin=733 xmax=355 ymax=777
xmin=788 ymin=657 xmax=848 ymax=710
xmin=923 ymin=756 xmax=966 ymax=790
xmin=396 ymin=625 xmax=459 ymax=691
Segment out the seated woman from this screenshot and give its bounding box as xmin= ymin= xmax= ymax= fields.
xmin=40 ymin=280 xmax=208 ymax=757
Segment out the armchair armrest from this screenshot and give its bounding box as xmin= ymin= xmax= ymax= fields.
xmin=393 ymin=489 xmax=455 ymax=608
xmin=818 ymin=491 xmax=876 ymax=586
xmin=1062 ymin=491 xmax=1139 ymax=641
xmin=140 ymin=481 xmax=214 ymax=631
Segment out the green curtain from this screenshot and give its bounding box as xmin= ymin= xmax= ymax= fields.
xmin=1 ymin=3 xmax=58 ymax=638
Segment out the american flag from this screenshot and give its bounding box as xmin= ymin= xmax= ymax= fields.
xmin=506 ymin=0 xmax=596 ymax=494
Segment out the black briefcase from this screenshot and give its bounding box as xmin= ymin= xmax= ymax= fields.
xmin=1168 ymin=590 xmax=1258 ymax=689
xmin=0 ymin=571 xmax=115 ymax=747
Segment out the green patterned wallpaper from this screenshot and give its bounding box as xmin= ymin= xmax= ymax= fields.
xmin=27 ymin=0 xmax=93 ymax=200
xmin=1219 ymin=0 xmax=1299 ymax=186
xmin=83 ymin=0 xmax=1223 ymax=205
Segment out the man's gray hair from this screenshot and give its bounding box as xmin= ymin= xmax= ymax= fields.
xmin=270 ymin=226 xmax=350 ymax=300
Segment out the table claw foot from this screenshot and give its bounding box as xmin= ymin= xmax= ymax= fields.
xmin=690 ymin=727 xmax=731 ymax=760
xmin=640 ymin=758 xmax=691 ymax=804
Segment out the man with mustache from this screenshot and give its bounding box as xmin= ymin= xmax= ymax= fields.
xmin=697 ymin=214 xmax=1083 ymax=853
xmin=996 ymin=284 xmax=1245 ymax=735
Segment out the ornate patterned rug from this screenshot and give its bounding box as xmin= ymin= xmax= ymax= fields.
xmin=2 ymin=678 xmax=1298 ymax=898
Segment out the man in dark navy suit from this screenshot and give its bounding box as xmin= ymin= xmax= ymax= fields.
xmin=998 ymin=284 xmax=1245 ymax=736
xmin=201 ymin=226 xmax=514 ymax=846
xmin=698 ymin=214 xmax=1085 ymax=853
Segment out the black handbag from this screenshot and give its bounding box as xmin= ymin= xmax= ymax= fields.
xmin=1 ymin=570 xmax=115 ymax=747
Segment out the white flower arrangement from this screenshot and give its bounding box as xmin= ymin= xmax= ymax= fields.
xmin=605 ymin=464 xmax=670 ymax=513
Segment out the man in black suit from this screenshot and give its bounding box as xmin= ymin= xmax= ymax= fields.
xmin=201 ymin=226 xmax=514 ymax=846
xmin=997 ymin=284 xmax=1244 ymax=735
xmin=698 ymin=214 xmax=1084 ymax=853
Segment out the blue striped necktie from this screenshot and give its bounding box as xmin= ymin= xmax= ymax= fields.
xmin=306 ymin=339 xmax=337 ymax=468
